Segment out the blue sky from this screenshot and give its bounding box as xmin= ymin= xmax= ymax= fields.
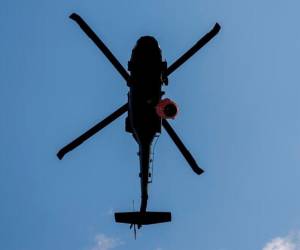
xmin=1 ymin=0 xmax=300 ymax=250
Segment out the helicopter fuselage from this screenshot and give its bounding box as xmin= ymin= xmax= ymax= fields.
xmin=126 ymin=36 xmax=166 ymax=213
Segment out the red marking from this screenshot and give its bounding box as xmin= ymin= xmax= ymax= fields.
xmin=156 ymin=98 xmax=178 ymax=119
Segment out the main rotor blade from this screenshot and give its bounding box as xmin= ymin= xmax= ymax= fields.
xmin=57 ymin=103 xmax=128 ymax=160
xmin=166 ymin=23 xmax=221 ymax=76
xmin=162 ymin=119 xmax=204 ymax=175
xmin=69 ymin=13 xmax=130 ymax=82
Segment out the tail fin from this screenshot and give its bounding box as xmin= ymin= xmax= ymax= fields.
xmin=115 ymin=212 xmax=171 ymax=225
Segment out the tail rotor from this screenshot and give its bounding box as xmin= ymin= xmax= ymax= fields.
xmin=130 ymin=200 xmax=138 ymax=239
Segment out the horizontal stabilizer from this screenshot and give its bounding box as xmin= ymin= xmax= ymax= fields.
xmin=115 ymin=212 xmax=171 ymax=225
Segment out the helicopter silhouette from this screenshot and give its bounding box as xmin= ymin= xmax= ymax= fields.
xmin=57 ymin=13 xmax=220 ymax=233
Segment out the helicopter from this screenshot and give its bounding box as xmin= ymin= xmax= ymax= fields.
xmin=57 ymin=13 xmax=221 ymax=234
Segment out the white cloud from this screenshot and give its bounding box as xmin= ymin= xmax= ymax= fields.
xmin=91 ymin=234 xmax=123 ymax=250
xmin=262 ymin=232 xmax=300 ymax=250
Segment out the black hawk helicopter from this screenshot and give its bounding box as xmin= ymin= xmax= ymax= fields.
xmin=57 ymin=13 xmax=220 ymax=232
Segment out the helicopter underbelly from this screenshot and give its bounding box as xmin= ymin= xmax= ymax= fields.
xmin=128 ymin=85 xmax=162 ymax=144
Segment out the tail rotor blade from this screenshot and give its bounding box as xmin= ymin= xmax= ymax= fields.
xmin=162 ymin=119 xmax=204 ymax=175
xmin=69 ymin=13 xmax=130 ymax=82
xmin=134 ymin=224 xmax=137 ymax=240
xmin=166 ymin=23 xmax=221 ymax=76
xmin=57 ymin=103 xmax=128 ymax=160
